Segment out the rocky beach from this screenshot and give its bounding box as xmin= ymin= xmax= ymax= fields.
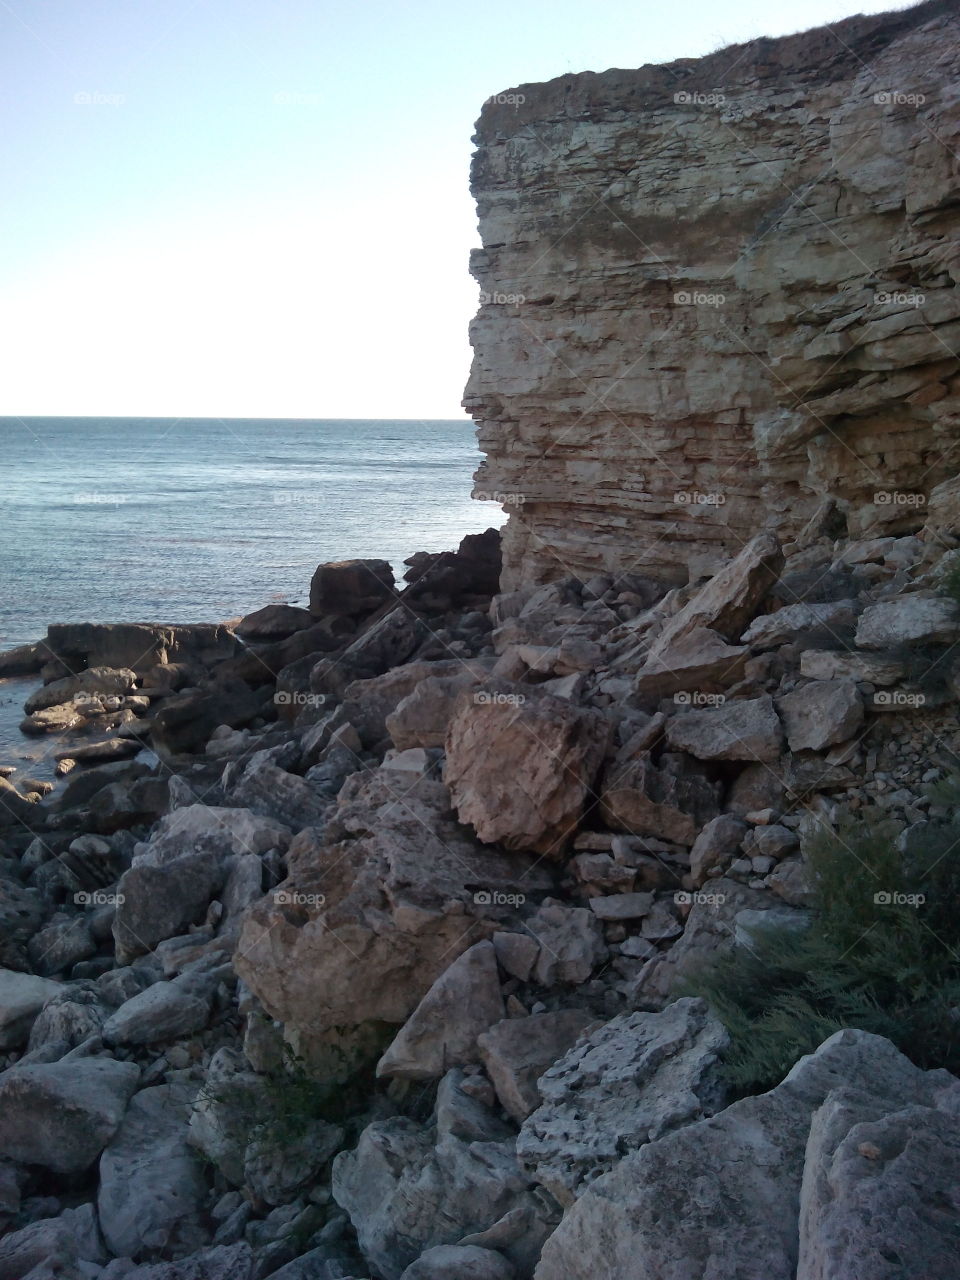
xmin=2 ymin=1 xmax=960 ymax=1277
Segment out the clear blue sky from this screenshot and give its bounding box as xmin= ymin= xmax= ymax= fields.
xmin=0 ymin=0 xmax=911 ymax=418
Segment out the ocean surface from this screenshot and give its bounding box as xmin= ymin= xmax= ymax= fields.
xmin=0 ymin=416 xmax=505 ymax=771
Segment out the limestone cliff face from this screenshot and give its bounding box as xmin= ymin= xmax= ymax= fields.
xmin=464 ymin=0 xmax=960 ymax=589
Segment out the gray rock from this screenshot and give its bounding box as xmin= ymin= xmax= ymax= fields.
xmin=478 ymin=1009 xmax=598 ymax=1122
xmin=0 ymin=1055 xmax=140 ymax=1172
xmin=741 ymin=601 xmax=858 ymax=649
xmin=399 ymin=1245 xmax=515 ymax=1280
xmin=118 ymin=1241 xmax=255 ymax=1279
xmin=376 ymin=941 xmax=505 ymax=1080
xmin=0 ymin=1203 xmax=106 ymax=1280
xmin=0 ymin=970 xmax=63 ymax=1049
xmin=102 ymin=980 xmax=212 ymax=1047
xmin=799 ymin=650 xmax=904 ymax=685
xmin=534 ymin=1030 xmax=960 ymax=1280
xmin=526 ymin=901 xmax=607 ymax=985
xmin=27 ymin=987 xmax=108 ymax=1053
xmin=855 ymin=596 xmax=960 ymax=648
xmin=244 ymin=1118 xmax=344 ymax=1207
xmin=777 ymin=680 xmax=863 ymax=752
xmin=689 ymin=815 xmax=747 ymax=885
xmin=491 ymin=932 xmax=539 ymax=983
xmin=665 ymin=695 xmax=784 ymax=763
xmin=517 ymin=999 xmax=727 ymax=1206
xmin=27 ymin=915 xmax=96 ymax=976
xmin=98 ymin=1083 xmax=208 ymax=1261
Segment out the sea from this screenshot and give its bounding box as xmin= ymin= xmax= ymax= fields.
xmin=0 ymin=416 xmax=505 ymax=774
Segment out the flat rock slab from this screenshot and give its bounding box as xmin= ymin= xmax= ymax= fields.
xmin=478 ymin=1009 xmax=598 ymax=1122
xmin=664 ymin=695 xmax=784 ymax=763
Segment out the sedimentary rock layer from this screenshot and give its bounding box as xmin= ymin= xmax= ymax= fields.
xmin=465 ymin=0 xmax=960 ymax=587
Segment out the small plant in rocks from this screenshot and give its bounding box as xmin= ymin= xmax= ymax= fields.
xmin=682 ymin=805 xmax=960 ymax=1093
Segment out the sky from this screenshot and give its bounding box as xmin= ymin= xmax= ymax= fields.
xmin=0 ymin=0 xmax=915 ymax=419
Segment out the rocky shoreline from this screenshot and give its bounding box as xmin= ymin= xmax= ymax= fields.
xmin=0 ymin=516 xmax=959 ymax=1278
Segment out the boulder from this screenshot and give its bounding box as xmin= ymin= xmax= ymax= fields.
xmin=387 ymin=672 xmax=485 ymax=750
xmin=798 ymin=650 xmax=904 ymax=685
xmin=0 ymin=970 xmax=63 ymax=1049
xmin=477 ymin=1010 xmax=598 ymax=1122
xmin=400 ymin=1245 xmax=514 ymax=1280
xmin=632 ymin=626 xmax=748 ymax=696
xmin=27 ymin=987 xmax=109 ymax=1053
xmin=402 ymin=528 xmax=502 ymax=607
xmin=444 ymin=685 xmax=610 ymax=856
xmin=648 ymin=532 xmax=784 ymax=656
xmin=43 ymin=621 xmax=236 ymax=674
xmin=114 ymin=805 xmax=290 ymax=962
xmin=55 ymin=736 xmax=143 ymax=763
xmin=664 ymin=695 xmax=784 ymax=763
xmin=0 ymin=1055 xmax=140 ymax=1172
xmin=777 ymin=680 xmax=863 ymax=752
xmin=236 ymin=769 xmax=552 ymax=1063
xmin=855 ymin=596 xmax=960 ymax=648
xmin=601 ymin=750 xmax=721 ymax=845
xmin=150 ymin=679 xmax=263 ymax=757
xmin=310 ymin=608 xmax=424 ymax=699
xmin=223 ymin=755 xmax=332 ymax=829
xmin=534 ymin=1030 xmax=960 ymax=1280
xmin=517 ymin=999 xmax=727 ymax=1206
xmin=309 ymin=557 xmax=395 ymax=618
xmin=376 ymin=941 xmax=505 ymax=1080
xmin=24 ymin=666 xmax=137 ymax=714
xmin=0 ymin=641 xmax=41 ymax=676
xmin=0 ymin=1204 xmax=106 ymax=1280
xmin=98 ymin=1082 xmax=208 ymax=1261
xmin=0 ymin=776 xmax=41 ymax=827
xmin=244 ymin=1117 xmax=344 ymax=1207
xmin=116 ymin=1241 xmax=255 ymax=1279
xmin=19 ymin=701 xmax=85 ymax=735
xmin=102 ymin=979 xmax=212 ymax=1047
xmin=236 ymin=603 xmax=315 ymax=641
xmin=525 ymin=901 xmax=608 ymax=983
xmin=741 ymin=601 xmax=858 ymax=649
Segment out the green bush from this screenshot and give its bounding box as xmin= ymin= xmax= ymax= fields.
xmin=680 ymin=809 xmax=960 ymax=1094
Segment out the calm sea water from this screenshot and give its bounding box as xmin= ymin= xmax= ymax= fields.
xmin=0 ymin=416 xmax=503 ymax=769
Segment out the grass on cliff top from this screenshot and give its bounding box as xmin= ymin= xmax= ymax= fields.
xmin=680 ymin=799 xmax=960 ymax=1094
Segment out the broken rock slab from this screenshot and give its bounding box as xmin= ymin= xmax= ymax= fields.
xmin=631 ymin=626 xmax=748 ymax=696
xmin=855 ymin=595 xmax=960 ymax=648
xmin=376 ymin=940 xmax=505 ymax=1080
xmin=517 ymin=998 xmax=728 ymax=1206
xmin=777 ymin=679 xmax=864 ymax=753
xmin=478 ymin=1009 xmax=598 ymax=1123
xmin=664 ymin=695 xmax=784 ymax=763
xmin=600 ymin=749 xmax=721 ymax=845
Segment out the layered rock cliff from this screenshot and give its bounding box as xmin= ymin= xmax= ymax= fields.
xmin=465 ymin=0 xmax=960 ymax=588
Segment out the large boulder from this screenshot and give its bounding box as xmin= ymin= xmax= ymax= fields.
xmin=0 ymin=1055 xmax=140 ymax=1172
xmin=444 ymin=684 xmax=610 ymax=856
xmin=648 ymin=532 xmax=784 ymax=656
xmin=517 ymin=999 xmax=728 ymax=1206
xmin=777 ymin=680 xmax=864 ymax=752
xmin=632 ymin=626 xmax=748 ymax=697
xmin=0 ymin=1205 xmax=106 ymax=1280
xmin=664 ymin=695 xmax=784 ymax=763
xmin=309 ymin=558 xmax=395 ymax=618
xmin=235 ymin=768 xmax=552 ymax=1064
xmin=376 ymin=941 xmax=505 ymax=1080
xmin=534 ymin=1030 xmax=960 ymax=1280
xmin=114 ymin=805 xmax=290 ymax=962
xmin=101 ymin=977 xmax=213 ymax=1047
xmin=236 ymin=603 xmax=315 ymax=641
xmin=116 ymin=1241 xmax=255 ymax=1279
xmin=98 ymin=1082 xmax=208 ymax=1261
xmin=855 ymin=595 xmax=960 ymax=648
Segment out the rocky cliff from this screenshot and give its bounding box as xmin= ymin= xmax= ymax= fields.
xmin=465 ymin=0 xmax=960 ymax=588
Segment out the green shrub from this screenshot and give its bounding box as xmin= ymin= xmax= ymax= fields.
xmin=681 ymin=809 xmax=960 ymax=1094
xmin=937 ymin=551 xmax=960 ymax=606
